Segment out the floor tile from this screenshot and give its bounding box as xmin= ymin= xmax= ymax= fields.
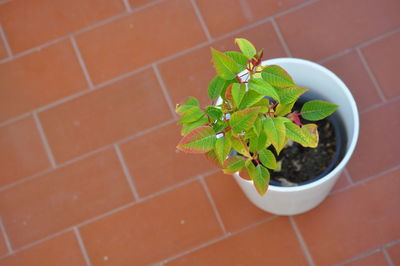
xmin=76 ymin=0 xmax=206 ymax=84
xmin=294 ymin=168 xmax=400 ymax=265
xmin=0 ymin=38 xmax=8 ymax=60
xmin=0 ymin=116 xmax=51 ymax=187
xmin=344 ymin=251 xmax=388 ymax=266
xmin=0 ymin=232 xmax=8 ymax=257
xmin=0 ymin=148 xmax=133 ymax=248
xmin=347 ymin=100 xmax=400 ymax=181
xmin=277 ymin=0 xmax=400 ymax=60
xmin=362 ymin=32 xmax=400 ymax=99
xmin=0 ymin=0 xmax=125 ymax=53
xmin=80 ymin=181 xmax=223 ymax=266
xmin=323 ymin=51 xmax=382 ymax=111
xmin=158 ymin=21 xmax=286 ymax=106
xmin=387 ymin=242 xmax=400 ymax=266
xmin=331 ymin=173 xmax=350 ymax=193
xmin=166 ymin=217 xmax=308 ymax=266
xmin=246 ymin=0 xmax=306 ymax=20
xmin=0 ymin=40 xmax=87 ymax=122
xmin=0 ymin=232 xmax=86 ymax=266
xmin=120 ymin=123 xmax=214 ymax=197
xmin=195 ymin=0 xmax=251 ymax=37
xmin=129 ymin=0 xmax=155 ymax=8
xmin=39 ymin=69 xmax=171 ymax=163
xmin=204 ymin=172 xmax=272 ymax=233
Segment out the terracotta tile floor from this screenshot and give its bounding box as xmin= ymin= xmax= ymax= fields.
xmin=0 ymin=0 xmax=399 ymax=265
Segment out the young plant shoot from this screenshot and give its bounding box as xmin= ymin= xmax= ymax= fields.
xmin=175 ymin=38 xmax=338 ymax=195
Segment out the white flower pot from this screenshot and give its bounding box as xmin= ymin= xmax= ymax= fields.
xmin=233 ymin=58 xmax=359 ymax=216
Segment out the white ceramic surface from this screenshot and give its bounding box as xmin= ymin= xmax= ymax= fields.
xmin=233 ymin=58 xmax=359 ymax=216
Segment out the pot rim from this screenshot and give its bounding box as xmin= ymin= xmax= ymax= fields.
xmin=235 ymin=57 xmax=360 ymax=192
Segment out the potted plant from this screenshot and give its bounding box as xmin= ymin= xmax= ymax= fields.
xmin=175 ymin=39 xmax=359 ymax=215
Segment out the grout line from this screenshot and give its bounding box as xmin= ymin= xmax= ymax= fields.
xmin=0 ymin=0 xmax=318 ymax=65
xmin=317 ymin=30 xmax=400 ymax=64
xmin=0 ymin=167 xmax=54 ymax=192
xmin=73 ymin=227 xmax=92 ymax=266
xmin=70 ymin=37 xmax=94 ymax=90
xmin=360 ymin=94 xmax=400 ymax=115
xmin=161 ymin=216 xmax=278 ymax=264
xmin=0 ymin=24 xmax=13 ymax=58
xmin=128 ymin=0 xmax=165 ymax=13
xmin=343 ymin=168 xmax=353 ymax=184
xmin=0 ymin=0 xmax=319 ymax=118
xmin=199 ymin=177 xmax=227 ymax=235
xmin=336 ymin=248 xmax=381 ymax=266
xmin=190 ymin=0 xmax=213 ymax=42
xmin=356 ymin=48 xmax=387 ymax=103
xmin=122 ymin=0 xmax=133 ymax=12
xmin=114 ymin=144 xmax=140 ymax=201
xmin=239 ymin=0 xmax=254 ymax=21
xmin=289 ymin=217 xmax=315 ymax=266
xmin=272 ymin=0 xmax=319 ymax=19
xmin=318 ymin=48 xmax=352 ymax=64
xmin=357 ymin=27 xmax=400 ymax=49
xmin=0 ymin=229 xmax=72 ymax=260
xmin=0 ymin=0 xmax=169 ymax=65
xmin=33 ymin=112 xmax=57 ymax=168
xmin=0 ymin=218 xmax=13 ymax=254
xmin=0 ymin=119 xmax=176 ymax=192
xmin=382 ymin=248 xmax=394 ymax=266
xmin=0 ymin=35 xmax=68 ymax=64
xmin=330 ymin=164 xmax=400 ymax=196
xmin=336 ymin=239 xmax=400 ymax=266
xmin=0 ymin=175 xmax=217 ymax=261
xmin=0 ymin=112 xmax=31 ymax=128
xmin=92 ymin=64 xmax=152 ymax=90
xmin=152 ymin=64 xmax=178 ymax=119
xmin=271 ymin=18 xmax=292 ymax=57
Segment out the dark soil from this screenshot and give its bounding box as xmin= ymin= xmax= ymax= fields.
xmin=270 ymin=103 xmax=337 ymax=186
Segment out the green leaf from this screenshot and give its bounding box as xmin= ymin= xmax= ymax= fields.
xmin=258 ymin=149 xmax=277 ymax=169
xmin=275 ymin=86 xmax=308 ymax=104
xmin=225 ymin=84 xmax=233 ymax=101
xmin=261 ymin=65 xmax=294 ymax=87
xmin=253 ymin=118 xmax=262 ymax=136
xmin=177 ymin=126 xmax=216 ymax=154
xmin=249 ymin=130 xmax=267 ymax=152
xmin=178 ymin=107 xmax=204 ymax=124
xmin=205 ymin=106 xmax=223 ymax=121
xmin=301 ymin=100 xmax=339 ymax=121
xmin=205 ymin=149 xmax=223 ymax=167
xmin=231 ymin=83 xmax=246 ymax=108
xmin=211 ymin=48 xmax=241 ymax=80
xmin=229 ymin=107 xmax=260 ymax=132
xmin=213 ymin=120 xmax=226 ymax=133
xmin=253 ymin=165 xmax=270 ymax=195
xmin=181 ymin=115 xmax=208 ymax=136
xmin=302 ymin=123 xmax=319 ymax=148
xmin=239 ymin=90 xmax=264 ymax=109
xmin=248 ymin=79 xmax=280 ymax=102
xmin=223 ymin=155 xmax=246 ymax=174
xmin=264 ymin=117 xmax=286 ymax=154
xmin=225 ymin=51 xmax=248 ymax=69
xmin=235 ymin=38 xmax=256 ymax=59
xmin=252 ymin=98 xmax=270 ymax=113
xmin=215 ymin=136 xmax=232 ymax=165
xmin=284 ymin=122 xmax=313 ymax=147
xmin=208 ymin=76 xmax=232 ymax=100
xmin=231 ymin=137 xmax=251 ymax=158
xmin=274 ymin=102 xmax=295 ymax=116
xmin=176 ymin=97 xmax=199 ymax=115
